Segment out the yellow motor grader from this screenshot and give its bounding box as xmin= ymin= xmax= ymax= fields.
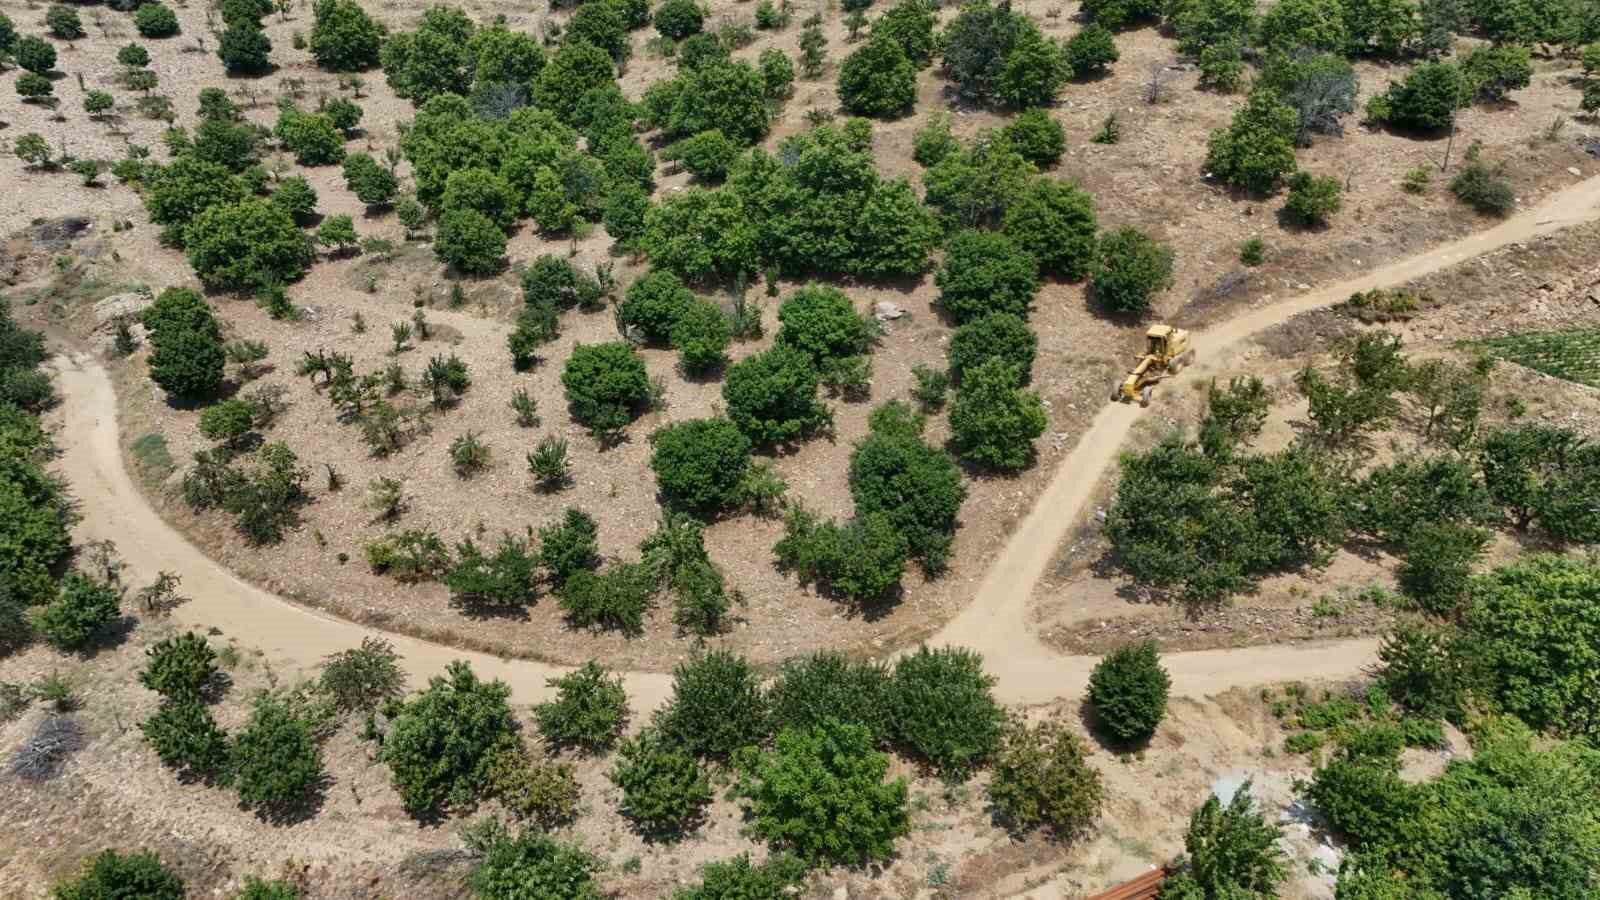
xmin=1112 ymin=325 xmax=1194 ymax=407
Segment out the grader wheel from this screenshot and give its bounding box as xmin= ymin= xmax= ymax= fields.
xmin=1139 ymin=386 xmax=1153 ymax=407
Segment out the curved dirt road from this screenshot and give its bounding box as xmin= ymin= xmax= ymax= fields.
xmin=57 ymin=174 xmax=1600 ymax=707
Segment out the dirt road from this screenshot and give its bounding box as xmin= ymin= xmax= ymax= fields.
xmin=55 ymin=174 xmax=1600 ymax=708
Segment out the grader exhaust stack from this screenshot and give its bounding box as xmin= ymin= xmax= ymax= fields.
xmin=1112 ymin=325 xmax=1194 ymax=407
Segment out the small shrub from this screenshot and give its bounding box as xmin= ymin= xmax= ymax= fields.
xmin=559 ymin=564 xmax=654 ymax=635
xmin=527 ymin=435 xmax=572 ymax=491
xmin=610 ymin=729 xmax=713 ymax=839
xmin=230 ymin=692 xmax=325 ymax=817
xmin=537 ymin=508 xmax=600 ymax=585
xmin=1449 ymin=145 xmax=1514 ymax=216
xmin=51 ymin=850 xmax=185 ymax=900
xmin=534 ymin=660 xmax=628 ymax=753
xmin=988 ymin=715 xmax=1105 ymax=836
xmin=448 ymin=431 xmax=491 ymax=478
xmin=318 ymin=637 xmax=404 ymax=714
xmin=484 ymin=745 xmax=581 ymax=828
xmin=445 ymin=534 xmax=538 ymax=610
xmin=37 ymin=572 xmax=121 ymax=652
xmin=1087 ymin=641 xmax=1170 ymax=744
xmin=652 ymin=649 xmax=770 ymax=760
xmin=1282 ymin=171 xmax=1343 ymax=227
xmin=140 ymin=632 xmax=218 ymax=700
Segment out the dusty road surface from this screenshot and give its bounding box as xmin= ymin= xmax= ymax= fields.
xmin=57 ymin=174 xmax=1600 ymax=708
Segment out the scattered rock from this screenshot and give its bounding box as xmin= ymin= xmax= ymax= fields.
xmin=93 ymin=291 xmax=153 ymax=329
xmin=1568 ymin=167 xmax=1583 ymax=177
xmin=872 ymin=301 xmax=906 ymax=322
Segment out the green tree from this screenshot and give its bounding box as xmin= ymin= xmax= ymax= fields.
xmin=744 ymin=719 xmax=910 ymax=865
xmin=533 ymin=40 xmax=615 ymax=122
xmin=671 ymin=300 xmax=731 ymax=374
xmin=947 ymin=312 xmax=1036 ymax=385
xmin=1367 ymin=61 xmax=1467 ymax=130
xmin=141 ymin=696 xmax=231 ymax=781
xmin=143 ymin=157 xmax=250 ymax=244
xmin=619 ymin=270 xmax=697 ymax=344
xmin=652 ymin=649 xmax=770 ymax=760
xmin=537 ymin=509 xmax=600 ymax=585
xmin=887 ymin=646 xmax=1004 ymax=778
xmin=1091 ymin=226 xmax=1174 ymax=314
xmin=270 ymin=176 xmax=318 ymax=223
xmin=873 ymin=0 xmax=938 ymax=65
xmin=14 ymin=35 xmax=57 ymax=74
xmin=561 ymin=342 xmax=650 ymax=439
xmin=342 ymin=152 xmax=398 ymax=206
xmin=776 ymin=286 xmax=873 ymax=363
xmin=1087 ymin=641 xmax=1170 ymax=744
xmin=533 ymin=660 xmax=628 ymax=753
xmin=135 ymin=3 xmax=181 ymax=38
xmin=649 ymin=418 xmax=752 ymax=515
xmin=148 ymin=324 xmax=226 ymax=403
xmin=231 ymin=692 xmax=324 ymax=814
xmin=767 ymin=652 xmax=892 ymax=742
xmin=187 ymin=200 xmax=315 ymax=292
xmin=949 ymin=358 xmax=1047 ymax=471
xmin=654 ymin=0 xmax=704 ymax=39
xmin=1003 ymin=108 xmax=1066 ymax=166
xmin=434 ymin=208 xmax=507 ymax=274
xmin=37 ymin=572 xmax=121 ymax=652
xmin=51 ymin=850 xmax=185 ymax=900
xmin=1460 ymin=555 xmax=1600 ymax=739
xmin=1080 ymin=0 xmax=1160 ymax=27
xmin=609 ymin=729 xmax=713 ymax=838
xmin=722 ymin=345 xmax=829 ymax=444
xmin=467 ymin=824 xmax=602 ymax=900
xmin=380 ymin=6 xmax=474 ymax=103
xmin=309 ymin=0 xmax=382 ymax=70
xmin=838 ymin=35 xmax=918 ymax=118
xmin=380 ymin=661 xmax=517 ymax=816
xmin=444 ymin=534 xmax=538 ymax=611
xmin=1204 ymin=89 xmax=1299 ymax=194
xmin=1064 ymin=24 xmax=1119 ymax=77
xmin=218 ymin=22 xmax=273 ymax=74
xmin=848 ymin=413 xmax=966 ymax=570
xmin=1479 ymin=425 xmax=1600 ymax=542
xmin=988 ymin=715 xmax=1105 ymax=836
xmin=1160 ymin=782 xmax=1287 ymax=898
xmin=1258 ymin=0 xmax=1348 ymax=52
xmin=1396 ymin=522 xmax=1488 ymax=614
xmin=1001 ymin=177 xmax=1098 ymax=280
xmin=936 ymin=229 xmax=1040 ymax=323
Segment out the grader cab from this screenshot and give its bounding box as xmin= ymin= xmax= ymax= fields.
xmin=1112 ymin=325 xmax=1194 ymax=407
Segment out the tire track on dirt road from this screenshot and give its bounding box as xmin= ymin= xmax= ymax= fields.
xmin=56 ymin=175 xmax=1600 ymax=707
